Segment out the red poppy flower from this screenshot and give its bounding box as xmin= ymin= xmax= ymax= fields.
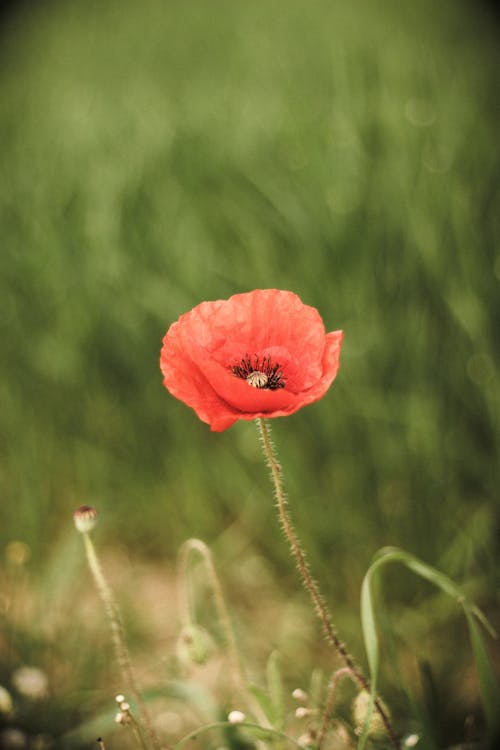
xmin=160 ymin=289 xmax=343 ymax=432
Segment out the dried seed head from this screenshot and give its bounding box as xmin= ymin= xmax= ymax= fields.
xmin=73 ymin=506 xmax=98 ymax=534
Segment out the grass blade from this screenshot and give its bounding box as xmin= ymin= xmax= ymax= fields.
xmin=360 ymin=546 xmax=498 ymax=746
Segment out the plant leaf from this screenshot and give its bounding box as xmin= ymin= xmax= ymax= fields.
xmin=359 ymin=546 xmax=498 ymax=748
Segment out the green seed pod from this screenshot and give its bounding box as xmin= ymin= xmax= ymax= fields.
xmin=176 ymin=624 xmax=215 ymax=666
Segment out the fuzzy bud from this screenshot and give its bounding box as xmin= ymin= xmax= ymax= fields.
xmin=292 ymin=688 xmax=308 ymax=703
xmin=73 ymin=506 xmax=98 ymax=534
xmin=404 ymin=734 xmax=420 ymax=748
xmin=176 ymin=624 xmax=215 ymax=666
xmin=352 ymin=690 xmax=389 ymax=738
xmin=297 ymin=732 xmax=316 ymax=747
xmin=295 ymin=707 xmax=315 ymax=719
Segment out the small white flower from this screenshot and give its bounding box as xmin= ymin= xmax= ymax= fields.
xmin=0 ymin=685 xmax=13 ymax=714
xmin=228 ymin=710 xmax=245 ymax=724
xmin=297 ymin=732 xmax=315 ymax=747
xmin=292 ymin=688 xmax=308 ymax=702
xmin=12 ymin=667 xmax=48 ymax=700
xmin=404 ymin=734 xmax=420 ymax=748
xmin=295 ymin=706 xmax=313 ymax=719
xmin=0 ymin=728 xmax=28 ymax=749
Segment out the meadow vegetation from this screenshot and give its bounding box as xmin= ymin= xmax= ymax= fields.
xmin=0 ymin=0 xmax=498 ymax=748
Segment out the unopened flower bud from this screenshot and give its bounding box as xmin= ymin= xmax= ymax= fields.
xmin=228 ymin=710 xmax=245 ymax=724
xmin=292 ymin=688 xmax=308 ymax=703
xmin=5 ymin=541 xmax=30 ymax=567
xmin=404 ymin=734 xmax=420 ymax=748
xmin=0 ymin=686 xmax=13 ymax=714
xmin=0 ymin=728 xmax=28 ymax=749
xmin=73 ymin=506 xmax=98 ymax=534
xmin=295 ymin=707 xmax=314 ymax=719
xmin=176 ymin=624 xmax=215 ymax=666
xmin=12 ymin=666 xmax=48 ymax=700
xmin=297 ymin=732 xmax=316 ymax=747
xmin=352 ymin=690 xmax=389 ymax=738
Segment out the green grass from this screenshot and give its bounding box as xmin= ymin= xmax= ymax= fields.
xmin=0 ymin=0 xmax=499 ymax=746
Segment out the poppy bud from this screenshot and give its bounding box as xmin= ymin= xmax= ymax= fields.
xmin=73 ymin=506 xmax=98 ymax=534
xmin=176 ymin=624 xmax=215 ymax=666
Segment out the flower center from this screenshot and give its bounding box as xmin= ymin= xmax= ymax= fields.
xmin=246 ymin=371 xmax=269 ymax=389
xmin=231 ymin=355 xmax=286 ymax=390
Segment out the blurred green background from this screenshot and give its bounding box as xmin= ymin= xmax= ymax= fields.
xmin=0 ymin=0 xmax=499 ymax=746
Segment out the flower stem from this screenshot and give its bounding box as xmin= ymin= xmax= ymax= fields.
xmin=317 ymin=667 xmax=356 ymax=749
xmin=174 ymin=720 xmax=309 ymax=750
xmin=178 ymin=538 xmax=269 ymax=728
xmin=178 ymin=538 xmax=245 ymax=692
xmin=255 ymin=418 xmax=399 ymax=750
xmin=81 ymin=532 xmax=161 ymax=750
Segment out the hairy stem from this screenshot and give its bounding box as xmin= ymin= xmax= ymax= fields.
xmin=256 ymin=418 xmax=399 ymax=750
xmin=82 ymin=532 xmax=161 ymax=750
xmin=317 ymin=667 xmax=356 ymax=749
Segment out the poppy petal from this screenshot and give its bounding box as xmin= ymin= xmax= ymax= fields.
xmin=160 ymin=290 xmax=343 ymax=431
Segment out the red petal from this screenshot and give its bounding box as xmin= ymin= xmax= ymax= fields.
xmin=160 ymin=290 xmax=343 ymax=431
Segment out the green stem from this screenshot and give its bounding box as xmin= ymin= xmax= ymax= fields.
xmin=256 ymin=418 xmax=399 ymax=750
xmin=178 ymin=539 xmax=244 ymax=692
xmin=82 ymin=532 xmax=162 ymax=750
xmin=178 ymin=538 xmax=269 ymax=728
xmin=174 ymin=720 xmax=309 ymax=750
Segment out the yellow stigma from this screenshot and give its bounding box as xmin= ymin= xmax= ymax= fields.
xmin=246 ymin=371 xmax=269 ymax=388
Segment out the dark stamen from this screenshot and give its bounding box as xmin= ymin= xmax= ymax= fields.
xmin=231 ymin=354 xmax=286 ymax=390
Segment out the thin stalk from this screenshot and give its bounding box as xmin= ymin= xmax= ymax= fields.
xmin=178 ymin=538 xmax=245 ymax=692
xmin=317 ymin=667 xmax=356 ymax=749
xmin=82 ymin=532 xmax=162 ymax=750
xmin=129 ymin=716 xmax=150 ymax=750
xmin=256 ymin=418 xmax=399 ymax=750
xmin=178 ymin=539 xmax=269 ymax=728
xmin=174 ymin=720 xmax=310 ymax=750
